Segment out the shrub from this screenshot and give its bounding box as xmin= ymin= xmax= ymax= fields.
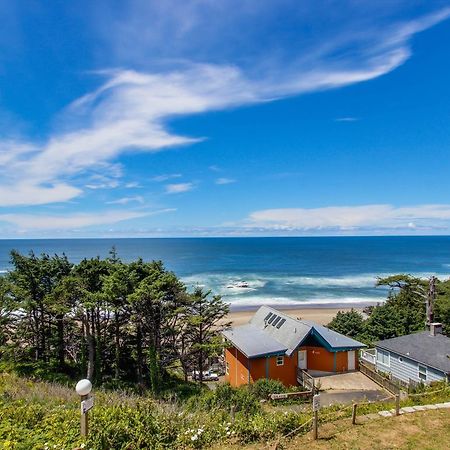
xmin=249 ymin=379 xmax=287 ymax=399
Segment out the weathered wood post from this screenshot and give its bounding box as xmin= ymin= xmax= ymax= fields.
xmin=352 ymin=403 xmax=357 ymax=425
xmin=76 ymin=379 xmax=93 ymax=438
xmin=395 ymin=394 xmax=400 ymax=416
xmin=312 ymin=393 xmax=320 ymax=440
xmin=80 ymin=394 xmax=88 ymax=436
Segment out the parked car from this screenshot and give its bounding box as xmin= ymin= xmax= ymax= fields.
xmin=192 ymin=369 xmax=219 ymax=381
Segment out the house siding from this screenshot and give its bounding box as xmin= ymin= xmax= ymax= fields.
xmin=224 ymin=347 xmax=299 ymax=387
xmin=225 ymin=344 xmax=360 ymax=387
xmin=375 ymin=348 xmax=447 ymax=384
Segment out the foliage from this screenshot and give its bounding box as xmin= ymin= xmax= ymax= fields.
xmin=327 ymin=309 xmax=365 ymax=338
xmin=1 ymin=373 xmax=450 ymax=449
xmin=327 ymin=274 xmax=450 ymax=345
xmin=0 ymin=250 xmax=229 ymax=392
xmin=249 ymin=378 xmax=287 ymax=400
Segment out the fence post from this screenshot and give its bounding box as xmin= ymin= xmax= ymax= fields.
xmin=395 ymin=395 xmax=400 ymax=416
xmin=312 ymin=410 xmax=318 ymax=440
xmin=352 ymin=403 xmax=357 ymax=425
xmin=230 ymin=405 xmax=236 ymax=422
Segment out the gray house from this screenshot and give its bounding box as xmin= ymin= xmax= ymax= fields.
xmin=374 ymin=323 xmax=450 ymax=385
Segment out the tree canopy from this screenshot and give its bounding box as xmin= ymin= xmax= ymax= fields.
xmin=0 ymin=250 xmax=229 ymax=390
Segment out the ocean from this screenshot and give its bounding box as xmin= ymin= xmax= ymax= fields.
xmin=0 ymin=236 xmax=449 ymax=309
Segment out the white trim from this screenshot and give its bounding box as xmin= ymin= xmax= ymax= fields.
xmin=418 ymin=364 xmax=427 ymax=381
xmin=276 ymin=355 xmax=284 ymax=366
xmin=376 ymin=348 xmax=390 ymax=367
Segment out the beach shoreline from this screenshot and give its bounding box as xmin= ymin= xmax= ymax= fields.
xmin=225 ymin=302 xmax=374 ymax=327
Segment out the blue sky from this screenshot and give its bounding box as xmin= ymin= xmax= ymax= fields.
xmin=1 ymin=0 xmax=450 ymax=237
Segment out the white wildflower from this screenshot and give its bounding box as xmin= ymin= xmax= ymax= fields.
xmin=191 ymin=434 xmax=198 ymax=441
xmin=226 ymin=431 xmax=231 ymax=436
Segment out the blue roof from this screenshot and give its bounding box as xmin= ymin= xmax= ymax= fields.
xmin=223 ymin=306 xmax=365 ymax=358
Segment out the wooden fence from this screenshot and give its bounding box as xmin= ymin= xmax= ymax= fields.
xmin=359 ymin=361 xmax=400 ymax=395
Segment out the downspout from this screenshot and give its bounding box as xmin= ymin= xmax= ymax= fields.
xmin=265 ymin=356 xmax=269 ymax=379
xmin=248 ymin=359 xmax=251 ymax=384
xmin=333 ymin=352 xmax=337 ymax=372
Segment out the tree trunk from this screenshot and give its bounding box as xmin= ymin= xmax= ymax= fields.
xmin=136 ymin=321 xmax=143 ymax=387
xmin=95 ymin=308 xmax=102 ymax=384
xmin=56 ymin=313 xmax=65 ymax=370
xmin=84 ymin=311 xmax=95 ymax=380
xmin=114 ymin=310 xmax=120 ymax=379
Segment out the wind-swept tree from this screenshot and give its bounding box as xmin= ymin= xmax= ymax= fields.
xmin=183 ymin=288 xmax=229 ymax=383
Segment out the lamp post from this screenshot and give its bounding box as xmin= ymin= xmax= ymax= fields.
xmin=75 ymin=379 xmax=92 ymax=437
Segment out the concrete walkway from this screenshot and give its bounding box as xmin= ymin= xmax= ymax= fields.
xmin=375 ymin=401 xmax=450 ymax=418
xmin=312 ymin=371 xmax=382 ymax=391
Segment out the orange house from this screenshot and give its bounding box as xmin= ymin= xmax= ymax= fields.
xmin=222 ymin=306 xmax=365 ymax=387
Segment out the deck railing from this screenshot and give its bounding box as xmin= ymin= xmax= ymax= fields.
xmin=297 ymin=367 xmax=315 ymax=392
xmin=359 ymin=361 xmax=400 ymax=395
xmin=360 ymin=348 xmax=376 ymax=366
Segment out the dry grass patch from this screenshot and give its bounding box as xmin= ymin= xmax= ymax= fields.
xmin=212 ymin=409 xmax=450 ymax=450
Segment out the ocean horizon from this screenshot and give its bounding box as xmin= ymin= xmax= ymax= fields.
xmin=1 ymin=236 xmax=449 ymax=310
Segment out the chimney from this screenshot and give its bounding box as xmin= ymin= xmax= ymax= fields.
xmin=430 ymin=323 xmax=443 ymax=336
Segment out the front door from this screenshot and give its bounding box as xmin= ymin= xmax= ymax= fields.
xmin=298 ymin=350 xmax=307 ymax=369
xmin=347 ymin=350 xmax=355 ymax=370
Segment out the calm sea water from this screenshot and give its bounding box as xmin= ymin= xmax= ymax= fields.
xmin=0 ymin=237 xmax=449 ymax=309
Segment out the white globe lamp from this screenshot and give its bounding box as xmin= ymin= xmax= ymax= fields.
xmin=75 ymin=379 xmax=92 ymax=396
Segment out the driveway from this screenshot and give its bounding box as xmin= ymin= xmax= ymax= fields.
xmin=312 ymin=371 xmax=391 ymax=407
xmin=312 ymin=371 xmax=382 ymax=391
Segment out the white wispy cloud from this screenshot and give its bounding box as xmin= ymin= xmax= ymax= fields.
xmin=151 ymin=173 xmax=182 ymax=182
xmin=106 ymin=196 xmax=144 ymax=205
xmin=0 ymin=4 xmax=448 ymax=211
xmin=0 ymin=210 xmax=145 ymax=230
xmin=125 ymin=181 xmax=141 ymax=188
xmin=0 ymin=208 xmax=175 ymax=230
xmin=215 ymin=177 xmax=236 ymax=185
xmin=334 ymin=117 xmax=359 ymax=122
xmin=165 ymin=182 xmax=195 ymax=194
xmin=244 ymin=204 xmax=450 ymax=232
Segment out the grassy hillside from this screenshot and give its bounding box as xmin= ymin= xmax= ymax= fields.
xmin=0 ymin=373 xmax=449 ymax=449
xmin=216 ymin=409 xmax=450 ymax=450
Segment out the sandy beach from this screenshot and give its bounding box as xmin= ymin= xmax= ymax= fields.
xmin=225 ymin=306 xmax=364 ymax=327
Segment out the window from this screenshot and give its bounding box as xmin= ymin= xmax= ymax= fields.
xmin=272 ymin=316 xmax=281 ymax=327
xmin=376 ymin=349 xmax=390 ymax=367
xmin=268 ymin=314 xmax=276 ymax=324
xmin=276 ymin=356 xmax=284 ymax=366
xmin=264 ymin=312 xmax=273 ymax=322
xmin=276 ymin=318 xmax=286 ymax=329
xmin=226 ymin=362 xmax=229 ymax=375
xmin=418 ymin=365 xmax=427 ymax=381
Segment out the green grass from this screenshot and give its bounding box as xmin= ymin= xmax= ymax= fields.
xmin=0 ymin=373 xmax=449 ymax=449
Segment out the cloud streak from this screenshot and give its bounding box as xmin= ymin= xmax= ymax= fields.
xmin=0 ymin=3 xmax=449 ymax=214
xmin=0 ymin=208 xmax=175 ymax=230
xmin=165 ymin=182 xmax=195 ymax=194
xmin=244 ymin=204 xmax=450 ymax=232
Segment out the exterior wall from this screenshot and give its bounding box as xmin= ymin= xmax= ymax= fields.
xmin=375 ymin=348 xmax=447 ymax=385
xmin=224 ymin=347 xmax=251 ymax=387
xmin=225 ymin=344 xmax=361 ymax=388
xmin=224 ymin=347 xmax=299 ymax=387
xmin=300 ymin=346 xmax=356 ymax=373
xmin=264 ymin=352 xmax=298 ymax=386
